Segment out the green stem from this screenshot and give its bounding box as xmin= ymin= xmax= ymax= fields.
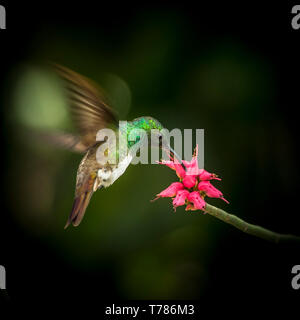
xmin=205 ymin=203 xmax=300 ymax=244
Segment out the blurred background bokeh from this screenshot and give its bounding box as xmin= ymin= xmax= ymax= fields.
xmin=1 ymin=1 xmax=299 ymax=305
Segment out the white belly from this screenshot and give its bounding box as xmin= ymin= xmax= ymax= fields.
xmin=97 ymin=154 xmax=133 ymax=188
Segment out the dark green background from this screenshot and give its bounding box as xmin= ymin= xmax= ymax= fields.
xmin=0 ymin=1 xmax=299 ymax=309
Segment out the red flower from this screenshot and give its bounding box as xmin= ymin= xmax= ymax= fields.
xmin=153 ymin=145 xmax=228 ymax=212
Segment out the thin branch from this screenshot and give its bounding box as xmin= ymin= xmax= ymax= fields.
xmin=205 ymin=203 xmax=300 ymax=244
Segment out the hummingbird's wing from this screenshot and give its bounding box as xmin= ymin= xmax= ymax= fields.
xmin=27 ymin=129 xmax=88 ymax=153
xmin=40 ymin=131 xmax=88 ymax=153
xmin=53 ymin=64 xmax=119 ymax=148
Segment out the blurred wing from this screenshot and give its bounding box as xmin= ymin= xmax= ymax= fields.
xmin=37 ymin=130 xmax=88 ymax=153
xmin=53 ymin=64 xmax=118 ymax=148
xmin=24 ymin=128 xmax=88 ymax=153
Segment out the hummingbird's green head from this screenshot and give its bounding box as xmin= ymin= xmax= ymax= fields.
xmin=128 ymin=116 xmax=185 ymax=168
xmin=130 ymin=116 xmax=163 ymax=132
xmin=128 ymin=116 xmax=164 ymax=146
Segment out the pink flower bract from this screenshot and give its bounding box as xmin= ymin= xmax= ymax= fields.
xmin=182 ymin=175 xmax=197 ymax=188
xmin=198 ymin=169 xmax=221 ymax=181
xmin=154 ymin=182 xmax=184 ymax=199
xmin=198 ymin=181 xmax=229 ymax=204
xmin=173 ymin=190 xmax=190 ymax=209
xmin=187 ymin=191 xmax=206 ymax=210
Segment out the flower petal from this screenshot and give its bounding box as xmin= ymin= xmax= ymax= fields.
xmin=198 ymin=181 xmax=229 ymax=203
xmin=183 ymin=145 xmax=201 ymax=176
xmin=182 ymin=175 xmax=197 ymax=188
xmin=198 ymin=169 xmax=221 ymax=181
xmin=187 ymin=191 xmax=206 ymax=210
xmin=173 ymin=189 xmax=190 ymax=209
xmin=174 ymin=163 xmax=186 ymax=179
xmin=153 ymin=182 xmax=184 ymax=200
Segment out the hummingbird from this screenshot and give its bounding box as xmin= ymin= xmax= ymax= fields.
xmin=48 ymin=64 xmax=184 ymax=228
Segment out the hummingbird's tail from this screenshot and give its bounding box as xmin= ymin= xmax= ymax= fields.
xmin=64 ymin=190 xmax=94 ymax=228
xmin=64 ymin=172 xmax=99 ymax=229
